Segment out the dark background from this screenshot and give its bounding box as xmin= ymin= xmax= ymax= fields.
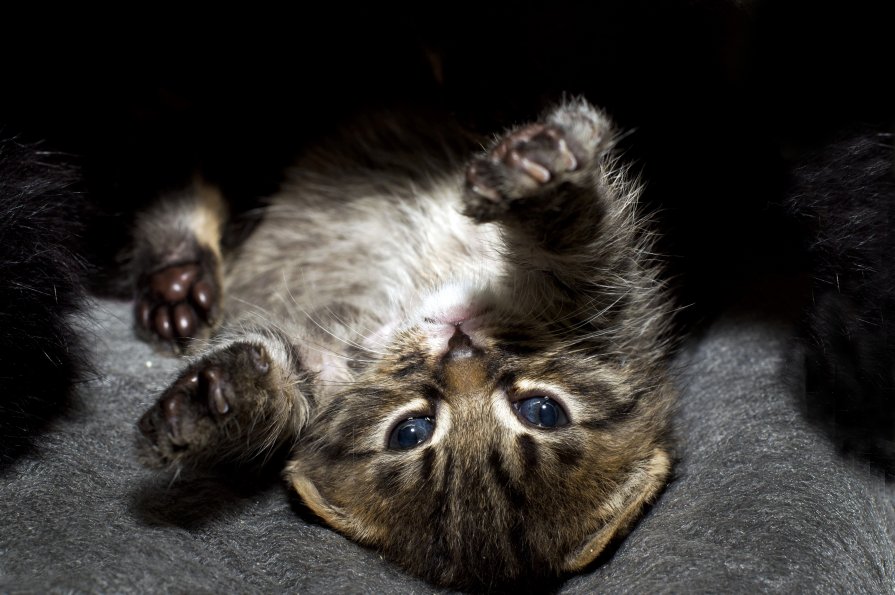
xmin=2 ymin=1 xmax=893 ymax=322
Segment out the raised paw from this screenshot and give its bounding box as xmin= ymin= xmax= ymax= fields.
xmin=136 ymin=342 xmax=272 ymax=469
xmin=464 ymin=101 xmax=610 ymax=221
xmin=135 ymin=260 xmax=219 ymax=351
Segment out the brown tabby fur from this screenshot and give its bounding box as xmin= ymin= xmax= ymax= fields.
xmin=133 ymin=100 xmax=675 ymax=589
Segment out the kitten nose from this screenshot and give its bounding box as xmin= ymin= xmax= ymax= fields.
xmin=441 ymin=326 xmax=487 ymax=393
xmin=446 ymin=326 xmax=477 ymax=360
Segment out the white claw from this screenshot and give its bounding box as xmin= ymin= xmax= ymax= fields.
xmin=556 ymin=138 xmax=578 ymax=171
xmin=471 ymin=184 xmax=501 ymax=201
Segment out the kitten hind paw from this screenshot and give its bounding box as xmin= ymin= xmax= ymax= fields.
xmin=135 ymin=259 xmax=219 ymax=352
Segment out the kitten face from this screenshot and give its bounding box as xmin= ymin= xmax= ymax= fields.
xmin=288 ymin=288 xmax=673 ymax=587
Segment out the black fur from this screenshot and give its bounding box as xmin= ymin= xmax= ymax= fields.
xmin=784 ymin=129 xmax=895 ymax=474
xmin=0 ymin=139 xmax=87 ymax=465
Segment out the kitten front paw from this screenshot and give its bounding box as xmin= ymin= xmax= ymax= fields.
xmin=136 ymin=342 xmax=271 ymax=469
xmin=464 ymin=101 xmax=611 ymax=221
xmin=135 ymin=257 xmax=219 ymax=352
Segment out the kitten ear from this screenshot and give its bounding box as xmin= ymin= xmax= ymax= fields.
xmin=562 ymin=448 xmax=671 ymax=572
xmin=288 ymin=465 xmax=349 ymax=528
xmin=286 ymin=461 xmax=386 ymax=543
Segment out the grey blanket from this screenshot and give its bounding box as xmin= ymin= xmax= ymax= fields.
xmin=1 ymin=299 xmax=893 ymax=593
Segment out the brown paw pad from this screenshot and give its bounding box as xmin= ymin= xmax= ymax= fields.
xmin=464 ymin=124 xmax=584 ymax=219
xmin=139 ymin=364 xmax=232 ymax=457
xmin=136 ymin=342 xmax=272 ymax=467
xmin=136 ymin=262 xmax=218 ymax=349
xmin=490 ymin=124 xmax=579 ymax=181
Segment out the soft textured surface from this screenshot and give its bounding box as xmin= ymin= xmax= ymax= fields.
xmin=1 ymin=299 xmax=892 ymax=593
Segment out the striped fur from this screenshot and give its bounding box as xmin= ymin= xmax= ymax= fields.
xmin=134 ymin=101 xmax=676 ymax=588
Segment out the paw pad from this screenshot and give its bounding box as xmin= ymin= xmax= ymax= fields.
xmin=136 ymin=343 xmax=273 ymax=468
xmin=464 ymin=122 xmax=586 ymax=220
xmin=136 ymin=262 xmax=218 ymax=350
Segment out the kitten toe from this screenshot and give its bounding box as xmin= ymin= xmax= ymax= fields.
xmin=465 ymin=125 xmax=562 ymax=211
xmin=136 ymin=343 xmax=273 ymax=469
xmin=464 ymin=105 xmax=610 ymax=221
xmin=492 ymin=124 xmax=580 ymax=180
xmin=205 ymin=368 xmax=231 ymax=416
xmin=137 ymin=367 xmax=222 ymax=468
xmin=160 ymin=377 xmax=200 ymax=446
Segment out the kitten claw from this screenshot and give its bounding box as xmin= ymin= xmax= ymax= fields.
xmin=249 ymin=345 xmax=270 ymax=374
xmin=507 ymin=150 xmax=552 ymax=184
xmin=204 ymin=368 xmax=230 ymax=416
xmin=161 ymin=389 xmax=188 ymax=446
xmin=463 ymin=102 xmax=609 ymax=221
xmin=463 ymin=125 xmax=580 ymax=219
xmin=136 ymin=343 xmax=273 ymax=469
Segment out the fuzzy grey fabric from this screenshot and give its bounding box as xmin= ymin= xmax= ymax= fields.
xmin=1 ymin=299 xmax=893 ymax=593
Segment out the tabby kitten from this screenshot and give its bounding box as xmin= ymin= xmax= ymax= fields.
xmin=133 ymin=100 xmax=675 ymax=588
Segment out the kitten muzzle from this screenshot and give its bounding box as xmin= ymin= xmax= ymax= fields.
xmin=440 ymin=327 xmax=488 ymax=394
xmin=444 ymin=326 xmax=479 ymax=360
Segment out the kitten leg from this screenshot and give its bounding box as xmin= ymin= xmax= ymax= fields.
xmin=136 ymin=329 xmax=314 ymax=470
xmin=462 ymin=99 xmax=627 ymax=290
xmin=464 ymin=100 xmax=667 ymax=347
xmin=467 ymin=102 xmax=674 ymax=576
xmin=132 ymin=182 xmax=226 ymax=352
xmin=464 ymin=99 xmax=613 ymax=225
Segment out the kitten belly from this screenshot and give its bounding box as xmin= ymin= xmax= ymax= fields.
xmin=229 ymin=186 xmax=506 ymax=373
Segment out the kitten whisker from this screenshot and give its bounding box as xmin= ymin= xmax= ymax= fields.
xmin=230 ymin=297 xmax=379 ymax=365
xmin=283 ymin=270 xmax=390 ymax=357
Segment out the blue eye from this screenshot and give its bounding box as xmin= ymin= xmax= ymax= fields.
xmin=388 ymin=417 xmax=435 ymax=449
xmin=514 ymin=396 xmax=569 ymax=428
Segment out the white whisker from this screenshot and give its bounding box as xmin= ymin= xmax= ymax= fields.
xmin=281 ymin=269 xmax=390 ymax=357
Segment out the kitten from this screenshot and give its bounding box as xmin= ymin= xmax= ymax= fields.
xmin=133 ymin=101 xmax=676 ymax=588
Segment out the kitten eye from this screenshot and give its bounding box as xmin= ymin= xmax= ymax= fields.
xmin=388 ymin=417 xmax=435 ymax=450
xmin=514 ymin=396 xmax=569 ymax=428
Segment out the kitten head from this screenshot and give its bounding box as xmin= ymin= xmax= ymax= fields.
xmin=287 ymin=292 xmax=673 ymax=588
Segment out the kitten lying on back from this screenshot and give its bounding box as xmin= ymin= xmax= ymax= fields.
xmin=132 ymin=100 xmax=675 ymax=588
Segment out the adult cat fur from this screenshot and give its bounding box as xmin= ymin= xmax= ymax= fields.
xmin=784 ymin=128 xmax=895 ymax=475
xmin=0 ymin=139 xmax=87 ymax=465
